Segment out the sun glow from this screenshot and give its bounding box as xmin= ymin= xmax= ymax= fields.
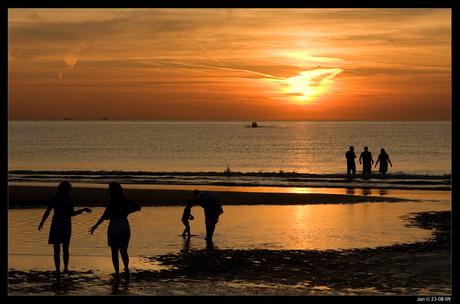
xmin=284 ymin=68 xmax=343 ymax=103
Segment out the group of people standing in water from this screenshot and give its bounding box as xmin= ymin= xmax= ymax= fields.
xmin=38 ymin=147 xmax=392 ymax=280
xmin=346 ymin=146 xmax=392 ymax=175
xmin=38 ymin=182 xmax=223 ymax=280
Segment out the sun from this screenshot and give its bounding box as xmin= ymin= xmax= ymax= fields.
xmin=284 ymin=68 xmax=343 ymax=102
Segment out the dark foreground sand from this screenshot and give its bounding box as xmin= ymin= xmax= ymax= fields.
xmin=8 ymin=184 xmax=410 ymax=208
xmin=8 ymin=211 xmax=451 ymax=296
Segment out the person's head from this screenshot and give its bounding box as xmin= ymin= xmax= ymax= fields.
xmin=350 ymin=146 xmax=354 ymax=151
xmin=193 ymin=189 xmax=200 ymax=198
xmin=58 ymin=181 xmax=72 ymax=196
xmin=186 ymin=198 xmax=195 ymax=208
xmin=364 ymin=146 xmax=368 ymax=151
xmin=109 ymin=182 xmax=125 ymax=201
xmin=381 ymin=148 xmax=386 ymax=154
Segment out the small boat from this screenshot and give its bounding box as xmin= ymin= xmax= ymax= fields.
xmin=101 ymin=117 xmax=108 ymax=120
xmin=252 ymin=121 xmax=258 ymax=128
xmin=64 ymin=117 xmax=73 ymax=120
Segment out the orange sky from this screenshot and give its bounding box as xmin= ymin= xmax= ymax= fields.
xmin=8 ymin=8 xmax=451 ymax=120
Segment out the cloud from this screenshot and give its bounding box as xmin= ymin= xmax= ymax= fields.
xmin=63 ymin=41 xmax=88 ymax=68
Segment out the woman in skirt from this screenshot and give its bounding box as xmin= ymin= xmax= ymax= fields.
xmin=89 ymin=182 xmax=141 ymax=279
xmin=38 ymin=181 xmax=92 ymax=278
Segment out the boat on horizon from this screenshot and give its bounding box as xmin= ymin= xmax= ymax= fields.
xmin=252 ymin=121 xmax=258 ymax=128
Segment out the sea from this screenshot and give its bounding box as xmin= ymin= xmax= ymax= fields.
xmin=8 ymin=120 xmax=451 ymax=191
xmin=8 ymin=120 xmax=452 ymax=284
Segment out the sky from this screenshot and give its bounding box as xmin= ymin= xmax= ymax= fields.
xmin=8 ymin=8 xmax=451 ymax=120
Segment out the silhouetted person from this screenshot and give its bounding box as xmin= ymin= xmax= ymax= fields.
xmin=89 ymin=182 xmax=141 ymax=279
xmin=38 ymin=181 xmax=91 ymax=279
xmin=345 ymin=146 xmax=356 ymax=174
xmin=182 ymin=199 xmax=195 ymax=237
xmin=375 ymin=148 xmax=392 ymax=174
xmin=359 ymin=146 xmax=374 ymax=174
xmin=189 ymin=190 xmax=223 ymax=244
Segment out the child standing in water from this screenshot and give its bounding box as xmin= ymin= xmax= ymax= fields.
xmin=182 ymin=199 xmax=195 ymax=237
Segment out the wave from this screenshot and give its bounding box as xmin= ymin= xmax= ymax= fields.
xmin=8 ymin=170 xmax=451 ymax=191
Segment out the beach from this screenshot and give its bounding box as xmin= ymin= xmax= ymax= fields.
xmin=8 ymin=184 xmax=451 ymax=296
xmin=8 ymin=7 xmax=451 ymax=296
xmin=8 ymin=184 xmax=412 ymax=208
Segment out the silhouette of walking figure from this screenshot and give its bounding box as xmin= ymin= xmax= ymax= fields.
xmin=375 ymin=148 xmax=393 ymax=174
xmin=188 ymin=190 xmax=223 ymax=244
xmin=38 ymin=181 xmax=91 ymax=279
xmin=345 ymin=146 xmax=356 ymax=175
xmin=359 ymin=146 xmax=374 ymax=174
xmin=89 ymin=182 xmax=141 ymax=279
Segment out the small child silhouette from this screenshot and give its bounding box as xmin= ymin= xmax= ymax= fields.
xmin=182 ymin=199 xmax=195 ymax=237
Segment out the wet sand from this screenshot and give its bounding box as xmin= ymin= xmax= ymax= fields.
xmin=8 ymin=184 xmax=411 ymax=208
xmin=8 ymin=211 xmax=451 ymax=296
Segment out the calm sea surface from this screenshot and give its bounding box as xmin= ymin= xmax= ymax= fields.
xmin=8 ymin=120 xmax=451 ymax=190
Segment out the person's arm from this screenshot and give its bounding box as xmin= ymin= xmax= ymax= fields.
xmin=128 ymin=199 xmax=141 ymax=214
xmin=359 ymin=153 xmax=363 ymax=164
xmin=375 ymin=156 xmax=380 ymax=168
xmin=388 ymin=157 xmax=392 ymax=167
xmin=89 ymin=214 xmax=106 ymax=235
xmin=89 ymin=206 xmax=110 ymax=235
xmin=67 ymin=199 xmax=92 ymax=217
xmin=70 ymin=208 xmax=92 ymax=217
xmin=38 ymin=201 xmax=54 ymax=231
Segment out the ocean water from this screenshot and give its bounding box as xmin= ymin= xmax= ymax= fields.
xmin=8 ymin=120 xmax=451 ymax=190
xmin=8 ymin=120 xmax=452 ymax=275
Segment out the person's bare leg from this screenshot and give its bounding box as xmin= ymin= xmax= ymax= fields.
xmin=205 ymin=223 xmax=216 ymax=243
xmin=53 ymin=244 xmax=61 ymax=279
xmin=62 ymin=242 xmax=70 ymax=273
xmin=120 ymin=248 xmax=130 ymax=279
xmin=111 ymin=247 xmax=120 ymax=278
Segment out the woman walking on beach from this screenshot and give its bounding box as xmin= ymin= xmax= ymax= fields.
xmin=89 ymin=182 xmax=141 ymax=279
xmin=189 ymin=190 xmax=223 ymax=244
xmin=38 ymin=181 xmax=92 ymax=279
xmin=375 ymin=148 xmax=393 ymax=174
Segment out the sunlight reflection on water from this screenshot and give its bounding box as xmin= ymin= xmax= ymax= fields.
xmin=9 ymin=201 xmax=449 ymax=261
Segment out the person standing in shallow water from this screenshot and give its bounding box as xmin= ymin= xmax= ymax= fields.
xmin=89 ymin=182 xmax=141 ymax=279
xmin=345 ymin=146 xmax=356 ymax=175
xmin=359 ymin=146 xmax=374 ymax=174
xmin=375 ymin=148 xmax=393 ymax=174
xmin=182 ymin=200 xmax=195 ymax=237
xmin=188 ymin=190 xmax=223 ymax=244
xmin=38 ymin=181 xmax=92 ymax=279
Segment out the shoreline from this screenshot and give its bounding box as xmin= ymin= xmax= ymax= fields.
xmin=8 ymin=184 xmax=414 ymax=208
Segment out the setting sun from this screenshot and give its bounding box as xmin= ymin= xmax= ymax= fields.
xmin=284 ymin=68 xmax=343 ymax=103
